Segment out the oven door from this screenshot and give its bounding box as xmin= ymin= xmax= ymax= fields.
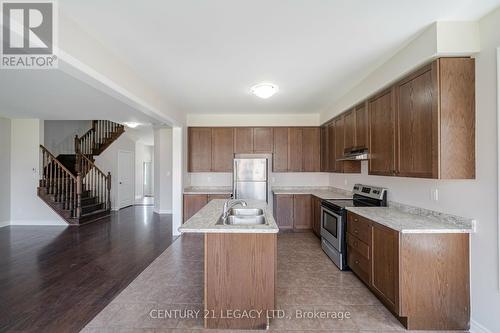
xmin=320 ymin=206 xmax=342 ymax=252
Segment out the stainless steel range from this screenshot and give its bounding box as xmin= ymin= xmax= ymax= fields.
xmin=320 ymin=184 xmax=387 ymax=270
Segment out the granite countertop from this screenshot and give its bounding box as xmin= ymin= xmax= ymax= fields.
xmin=346 ymin=206 xmax=474 ymax=234
xmin=183 ymin=186 xmax=232 ymax=194
xmin=179 ymin=199 xmax=279 ymax=234
xmin=272 ymin=186 xmax=352 ymax=200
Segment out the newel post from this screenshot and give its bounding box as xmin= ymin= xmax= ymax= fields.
xmin=74 ymin=135 xmax=81 ymax=173
xmin=107 ymin=172 xmax=111 ymax=210
xmin=76 ymin=172 xmax=82 ymax=218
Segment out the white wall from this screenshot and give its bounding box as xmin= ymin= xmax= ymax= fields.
xmin=44 ymin=120 xmax=92 ymax=155
xmin=135 ymin=142 xmax=154 ymax=199
xmin=94 ymin=132 xmax=136 ymax=211
xmin=188 ymin=172 xmax=330 ymax=188
xmin=322 ymin=12 xmax=500 ymax=333
xmin=0 ymin=117 xmax=11 ymax=227
xmin=154 ymin=127 xmax=173 ymax=214
xmin=10 ymin=119 xmax=66 ymax=225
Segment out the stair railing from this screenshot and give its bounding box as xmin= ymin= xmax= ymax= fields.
xmin=75 ymin=120 xmax=124 ymax=156
xmin=77 ymin=152 xmax=111 ymax=211
xmin=40 ymin=145 xmax=82 ymax=218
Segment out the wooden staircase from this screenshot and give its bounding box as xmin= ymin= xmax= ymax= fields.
xmin=38 ymin=120 xmax=125 ymax=225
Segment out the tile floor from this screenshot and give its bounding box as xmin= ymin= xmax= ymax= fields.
xmin=81 ymin=232 xmax=467 ymax=333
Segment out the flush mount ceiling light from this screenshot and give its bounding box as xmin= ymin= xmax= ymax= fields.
xmin=250 ymin=83 xmax=279 ymax=99
xmin=123 ymin=122 xmax=140 ymax=128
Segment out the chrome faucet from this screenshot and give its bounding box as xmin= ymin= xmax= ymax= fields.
xmin=222 ymin=199 xmax=247 ymax=219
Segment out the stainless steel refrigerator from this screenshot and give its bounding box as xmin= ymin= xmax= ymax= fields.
xmin=233 ymin=158 xmax=268 ymax=202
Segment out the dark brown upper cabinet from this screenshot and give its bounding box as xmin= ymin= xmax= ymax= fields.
xmin=253 ymin=128 xmax=274 ymax=153
xmin=188 ymin=127 xmax=212 ymax=172
xmin=273 ymin=127 xmax=288 ymax=172
xmin=343 ymin=109 xmax=355 ymax=151
xmin=333 ymin=116 xmax=345 ymax=173
xmin=354 ymin=102 xmax=368 ymax=148
xmin=233 ymin=127 xmax=254 ymax=154
xmin=302 ymin=127 xmax=321 ymax=172
xmin=327 ymin=121 xmax=336 ymax=172
xmin=395 ymin=58 xmax=475 ymax=179
xmin=368 ymin=88 xmax=396 ymax=176
xmin=320 ymin=125 xmax=329 ymax=172
xmin=211 ymin=127 xmax=234 ymax=172
xmin=287 ymin=128 xmax=303 ymax=172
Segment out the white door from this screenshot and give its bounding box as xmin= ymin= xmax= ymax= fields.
xmin=118 ymin=150 xmax=134 ymax=209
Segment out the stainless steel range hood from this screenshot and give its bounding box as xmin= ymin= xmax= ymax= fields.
xmin=336 ymin=147 xmax=369 ymax=161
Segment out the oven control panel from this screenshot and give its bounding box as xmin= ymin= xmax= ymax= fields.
xmin=353 ymin=184 xmax=387 ymax=200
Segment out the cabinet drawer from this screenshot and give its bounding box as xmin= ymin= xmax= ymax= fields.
xmin=347 ymin=213 xmax=372 ymax=245
xmin=347 ymin=245 xmax=371 ymax=285
xmin=347 ymin=233 xmax=370 ymax=260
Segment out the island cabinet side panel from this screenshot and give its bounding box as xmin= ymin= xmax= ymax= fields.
xmin=204 ymin=233 xmax=277 ymax=330
xmin=399 ymin=233 xmax=470 ymax=330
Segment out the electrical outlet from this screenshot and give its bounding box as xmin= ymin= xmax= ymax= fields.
xmin=430 ymin=188 xmax=439 ymax=201
xmin=344 ymin=178 xmax=348 ymax=186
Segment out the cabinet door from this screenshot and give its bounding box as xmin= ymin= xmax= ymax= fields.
xmin=211 ymin=128 xmax=234 ymax=172
xmin=343 ymin=110 xmax=355 ymax=150
xmin=287 ymin=128 xmax=303 ymax=172
xmin=354 ymin=102 xmax=368 ymax=148
xmin=293 ymin=194 xmax=312 ymax=230
xmin=208 ymin=194 xmax=231 ymax=201
xmin=369 ymin=89 xmax=396 ymax=176
xmin=188 ymin=128 xmax=212 ymax=172
xmin=183 ymin=194 xmax=208 ymax=222
xmin=333 ymin=117 xmax=344 ymax=173
xmin=371 ymin=223 xmax=399 ymax=312
xmin=311 ymin=195 xmax=322 ymax=237
xmin=302 ymin=127 xmax=321 ymax=172
xmin=234 ymin=127 xmax=254 ymax=154
xmin=273 ymin=128 xmax=288 ymax=172
xmin=253 ymin=128 xmax=273 ymax=153
xmin=320 ymin=125 xmax=329 ymax=172
xmin=396 ymin=66 xmax=436 ymax=178
xmin=273 ymin=194 xmax=294 ymax=229
xmin=327 ymin=122 xmax=336 ymax=172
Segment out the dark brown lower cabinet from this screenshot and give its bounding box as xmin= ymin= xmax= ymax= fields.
xmin=311 ymin=195 xmax=322 ymax=237
xmin=183 ymin=193 xmax=231 ymax=222
xmin=346 ymin=212 xmax=470 ymax=331
xmin=273 ymin=194 xmax=315 ymax=232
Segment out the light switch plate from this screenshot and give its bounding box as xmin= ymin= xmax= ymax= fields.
xmin=430 ymin=188 xmax=439 ymax=201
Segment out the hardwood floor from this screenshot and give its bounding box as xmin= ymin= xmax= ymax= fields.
xmin=0 ymin=206 xmax=176 ymax=333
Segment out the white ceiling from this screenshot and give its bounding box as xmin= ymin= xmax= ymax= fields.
xmin=59 ymin=0 xmax=500 ymax=115
xmin=0 ymin=69 xmax=160 ymax=124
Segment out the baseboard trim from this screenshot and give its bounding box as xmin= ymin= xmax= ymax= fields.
xmin=471 ymin=319 xmax=492 ymax=333
xmin=10 ymin=220 xmax=67 ymax=226
xmin=153 ymin=209 xmax=172 ymax=214
xmin=0 ymin=220 xmax=10 ymax=228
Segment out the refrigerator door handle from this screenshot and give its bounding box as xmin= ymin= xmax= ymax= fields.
xmin=233 ymin=159 xmax=237 ymax=199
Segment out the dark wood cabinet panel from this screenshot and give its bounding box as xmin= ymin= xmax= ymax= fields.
xmin=188 ymin=128 xmax=212 ymax=172
xmin=293 ymin=194 xmax=312 ymax=230
xmin=211 ymin=128 xmax=234 ymax=172
xmin=369 ymin=89 xmax=395 ymax=176
xmin=371 ymin=224 xmax=399 ymax=313
xmin=327 ymin=122 xmax=336 ymax=172
xmin=233 ymin=127 xmax=254 ymax=154
xmin=183 ymin=194 xmax=208 ymax=222
xmin=287 ymin=128 xmax=303 ymax=172
xmin=354 ymin=102 xmax=368 ymax=148
xmin=311 ymin=195 xmax=321 ymax=237
xmin=396 ymin=66 xmax=436 ymax=178
xmin=438 ymin=58 xmax=475 ymax=179
xmin=343 ymin=110 xmax=355 ymax=150
xmin=320 ymin=125 xmax=329 ymax=172
xmin=333 ymin=117 xmax=344 ymax=172
xmin=302 ymin=127 xmax=321 ymax=172
xmin=273 ymin=194 xmax=294 ymax=229
xmin=273 ymin=127 xmax=288 ymax=172
xmin=253 ymin=128 xmax=273 ymax=153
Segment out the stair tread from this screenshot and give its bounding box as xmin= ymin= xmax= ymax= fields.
xmin=81 ymin=208 xmax=109 ymax=217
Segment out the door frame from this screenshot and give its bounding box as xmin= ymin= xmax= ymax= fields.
xmin=117 ymin=149 xmax=135 ymax=210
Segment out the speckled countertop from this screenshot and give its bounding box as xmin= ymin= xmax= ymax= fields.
xmin=183 ymin=186 xmax=232 ymax=194
xmin=179 ymin=199 xmax=278 ymax=234
xmin=272 ymin=186 xmax=352 ymax=200
xmin=346 ymin=205 xmax=474 ymax=234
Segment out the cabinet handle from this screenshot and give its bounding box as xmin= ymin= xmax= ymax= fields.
xmin=354 ymin=229 xmax=359 ymax=234
xmin=354 ymin=218 xmax=358 ymax=222
xmin=355 ymin=260 xmax=359 ymax=265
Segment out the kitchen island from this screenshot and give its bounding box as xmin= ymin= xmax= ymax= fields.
xmin=179 ymin=199 xmax=279 ymax=330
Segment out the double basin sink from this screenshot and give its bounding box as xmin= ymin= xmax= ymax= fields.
xmin=216 ymin=208 xmax=268 ymax=226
